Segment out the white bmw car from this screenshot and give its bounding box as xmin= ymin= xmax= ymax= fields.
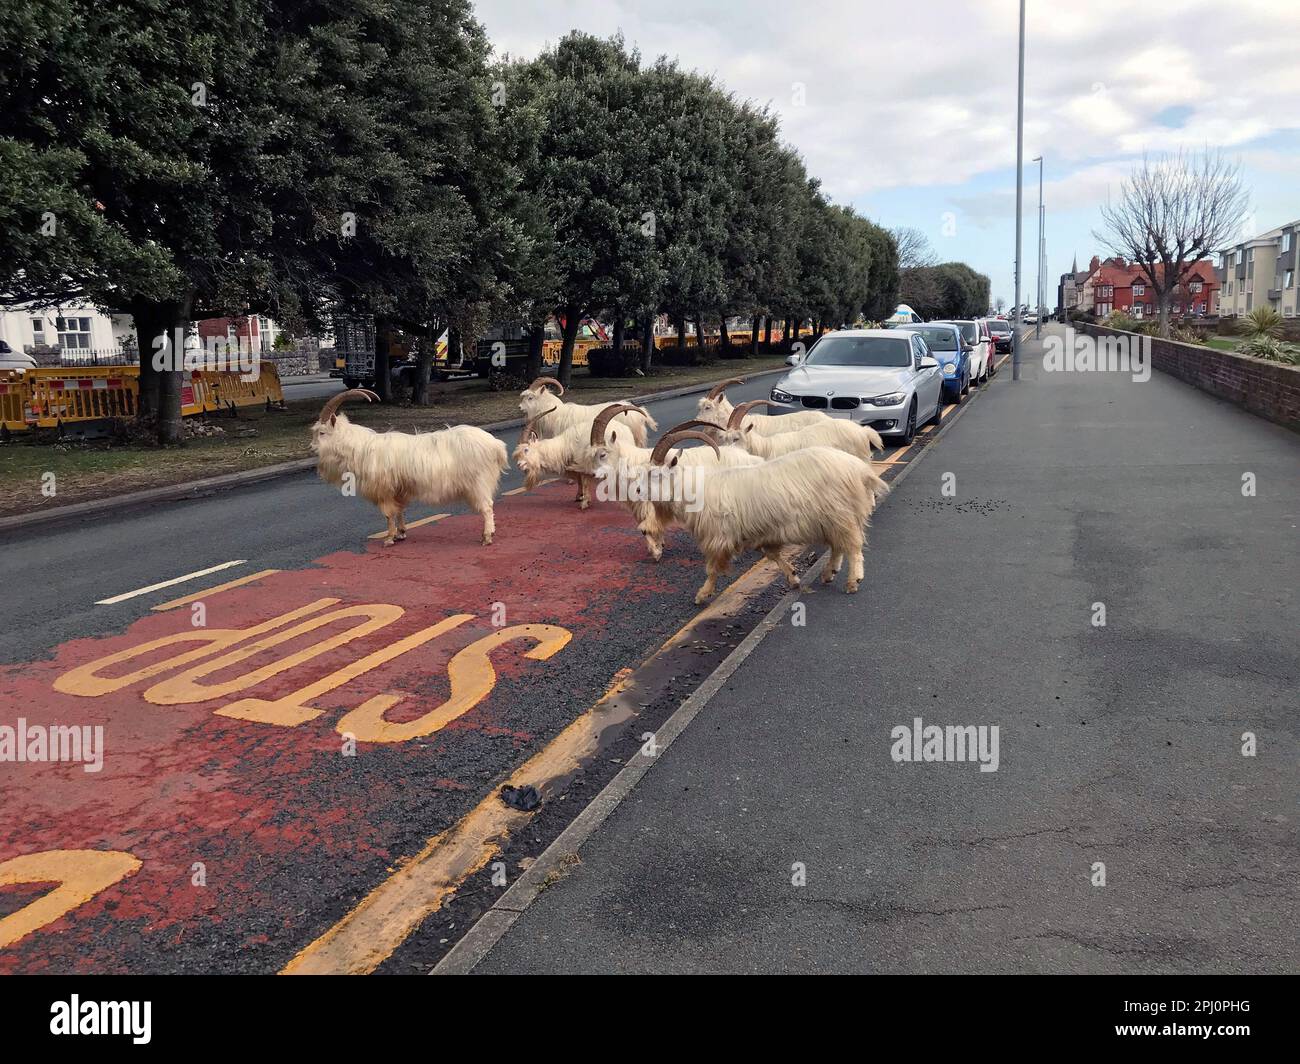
xmin=769 ymin=329 xmax=944 ymax=445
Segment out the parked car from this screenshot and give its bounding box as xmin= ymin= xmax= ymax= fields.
xmin=0 ymin=341 xmax=37 ymax=374
xmin=769 ymin=329 xmax=943 ymax=445
xmin=986 ymin=318 xmax=1013 ymax=353
xmin=894 ymin=322 xmax=969 ymax=403
xmin=933 ymin=319 xmax=991 ymax=385
xmin=1023 ymin=311 xmax=1038 ymax=324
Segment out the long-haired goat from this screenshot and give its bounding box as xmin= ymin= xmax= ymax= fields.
xmin=634 ymin=427 xmax=889 ymax=604
xmin=694 ymin=378 xmax=830 ymax=436
xmin=585 ymin=411 xmax=763 ymax=560
xmin=517 ymin=376 xmax=656 ymax=446
xmin=312 ymin=389 xmax=507 ymax=546
xmin=717 ymin=400 xmax=884 ymax=460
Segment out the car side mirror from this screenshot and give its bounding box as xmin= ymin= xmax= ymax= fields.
xmin=919 ymin=356 xmax=939 ymax=369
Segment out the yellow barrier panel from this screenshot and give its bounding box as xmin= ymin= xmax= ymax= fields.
xmin=3 ymin=362 xmax=287 ymax=433
xmin=23 ymin=368 xmax=138 ymax=429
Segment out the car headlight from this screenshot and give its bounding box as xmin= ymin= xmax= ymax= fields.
xmin=771 ymin=388 xmax=794 ymax=403
xmin=865 ymin=392 xmax=906 ymax=407
xmin=942 ymin=362 xmax=957 ymax=376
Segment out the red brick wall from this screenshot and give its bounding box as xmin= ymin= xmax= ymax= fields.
xmin=1078 ymin=323 xmax=1300 ymax=433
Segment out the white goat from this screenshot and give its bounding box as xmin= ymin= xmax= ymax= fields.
xmin=517 ymin=376 xmax=656 ymax=447
xmin=312 ymin=389 xmax=507 ymax=546
xmin=614 ymin=427 xmax=888 ymax=604
xmin=695 ymin=377 xmax=830 ymax=436
xmin=584 ymin=411 xmax=764 ymax=560
xmin=717 ymin=399 xmax=884 ymax=461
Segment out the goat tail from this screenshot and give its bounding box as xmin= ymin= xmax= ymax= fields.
xmin=861 ymin=424 xmax=885 ymax=452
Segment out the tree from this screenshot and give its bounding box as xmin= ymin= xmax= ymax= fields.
xmin=1096 ymin=149 xmax=1248 ymax=337
xmin=0 ymin=0 xmax=280 ymax=441
xmin=891 ymin=226 xmax=937 ymax=270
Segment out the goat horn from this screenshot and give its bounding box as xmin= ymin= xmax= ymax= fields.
xmin=705 ymin=377 xmax=745 ymax=401
xmin=317 ymin=388 xmax=379 ymax=424
xmin=727 ymin=399 xmax=771 ymax=429
xmin=650 ymin=429 xmax=721 ymax=466
xmin=662 ymin=419 xmax=722 ymax=436
xmin=589 ymin=403 xmax=644 ymax=445
xmin=521 ymin=409 xmax=549 ymax=444
xmin=529 ymin=376 xmax=565 ymax=396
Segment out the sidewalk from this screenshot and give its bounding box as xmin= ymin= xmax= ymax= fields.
xmin=451 ymin=325 xmax=1300 ymax=974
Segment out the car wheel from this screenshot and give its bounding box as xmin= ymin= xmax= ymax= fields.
xmin=342 ymin=376 xmax=361 ymax=389
xmin=900 ymin=398 xmax=917 ymax=445
xmin=961 ymin=371 xmax=970 ymax=397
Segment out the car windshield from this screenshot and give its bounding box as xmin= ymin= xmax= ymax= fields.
xmin=948 ymin=322 xmax=978 ymax=343
xmin=907 ymin=327 xmax=958 ymax=352
xmin=804 ymin=336 xmax=912 ymax=368
xmin=988 ymin=321 xmax=1011 ymax=334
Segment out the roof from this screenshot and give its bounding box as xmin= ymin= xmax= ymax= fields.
xmin=1218 ymin=218 xmax=1300 ymax=252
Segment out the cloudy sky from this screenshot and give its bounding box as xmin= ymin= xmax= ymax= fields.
xmin=473 ymin=0 xmax=1300 ymax=307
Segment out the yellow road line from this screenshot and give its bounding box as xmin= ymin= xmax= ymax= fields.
xmin=151 ymin=569 xmax=282 ymax=612
xmin=280 ymin=555 xmax=779 ymax=976
xmin=368 ymin=513 xmax=451 ymax=540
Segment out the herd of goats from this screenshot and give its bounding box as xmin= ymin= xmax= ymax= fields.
xmin=312 ymin=376 xmax=890 ymax=604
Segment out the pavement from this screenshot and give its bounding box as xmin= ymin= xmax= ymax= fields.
xmin=0 ymin=366 xmax=952 ymax=974
xmin=279 ymin=373 xmax=344 ymax=400
xmin=459 ymin=324 xmax=1300 ymax=974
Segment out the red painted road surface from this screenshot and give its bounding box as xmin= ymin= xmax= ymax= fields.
xmin=0 ymin=483 xmax=720 ymax=973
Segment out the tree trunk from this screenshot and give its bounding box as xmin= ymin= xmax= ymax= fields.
xmin=612 ymin=313 xmax=624 ymax=356
xmin=693 ymin=318 xmax=706 ymax=350
xmin=718 ymin=313 xmax=730 ymax=349
xmin=675 ymin=314 xmax=687 ymax=348
xmin=558 ymin=308 xmax=581 ymax=389
xmin=640 ymin=316 xmax=654 ymax=373
xmin=764 ymin=316 xmax=772 ymax=347
xmin=373 ymin=316 xmax=393 ymax=402
xmin=750 ymin=318 xmax=760 ymax=355
xmin=130 ymin=299 xmax=165 ymax=418
xmin=525 ymin=323 xmax=545 ymax=382
xmin=1157 ymin=294 xmax=1171 ymax=338
xmin=412 ymin=327 xmax=434 ymax=406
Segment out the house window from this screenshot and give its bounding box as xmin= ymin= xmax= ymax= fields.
xmin=31 ymin=318 xmax=44 ymax=338
xmin=1173 ymin=304 xmax=1182 ymax=314
xmin=1132 ymin=304 xmax=1143 ymax=317
xmin=1284 ymin=232 xmax=1294 ymax=253
xmin=1247 ymin=248 xmax=1254 ymax=262
xmin=1287 ymin=270 xmax=1295 ymax=289
xmin=1146 ymin=304 xmax=1153 ymax=314
xmin=1133 ymin=284 xmax=1144 ymax=296
xmin=1227 ymin=281 xmax=1234 ymax=295
xmin=56 ymin=316 xmax=92 ymax=349
xmin=1189 ymin=280 xmax=1202 ymax=293
xmin=1101 ymin=285 xmax=1114 ymax=298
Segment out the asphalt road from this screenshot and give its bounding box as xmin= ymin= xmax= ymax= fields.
xmin=279 ymin=373 xmax=345 ymax=401
xmin=0 ymin=373 xmax=783 ymax=666
xmin=473 ymin=325 xmax=1300 ymax=974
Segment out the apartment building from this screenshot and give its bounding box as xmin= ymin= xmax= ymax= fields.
xmin=1217 ymin=218 xmax=1300 ymax=318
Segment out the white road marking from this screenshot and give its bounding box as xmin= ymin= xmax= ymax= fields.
xmin=95 ymin=560 xmax=248 ymax=605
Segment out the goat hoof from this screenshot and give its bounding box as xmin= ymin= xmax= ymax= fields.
xmin=382 ymin=538 xmax=396 ymax=547
xmin=481 ymin=535 xmax=493 ymax=546
xmin=694 ymin=590 xmax=713 ymax=605
xmin=396 ymin=532 xmax=407 ymax=541
xmin=845 ymin=580 xmax=860 ymax=594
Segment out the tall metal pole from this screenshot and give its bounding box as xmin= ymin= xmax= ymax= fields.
xmin=1012 ymin=0 xmax=1025 ymax=380
xmin=1034 ymin=155 xmax=1043 ymax=340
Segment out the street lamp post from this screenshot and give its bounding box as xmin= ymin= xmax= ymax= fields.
xmin=1012 ymin=0 xmax=1025 ymax=380
xmin=1033 ymin=155 xmax=1043 ymax=341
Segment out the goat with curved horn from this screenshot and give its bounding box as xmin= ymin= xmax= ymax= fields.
xmin=528 ymin=376 xmax=565 ymax=396
xmin=589 ymin=403 xmax=648 ymax=446
xmin=650 ymin=430 xmax=721 ymax=466
xmin=726 ymin=399 xmax=772 ymax=429
xmin=317 ymin=388 xmax=379 ymax=425
xmin=704 ymin=377 xmax=745 ymax=401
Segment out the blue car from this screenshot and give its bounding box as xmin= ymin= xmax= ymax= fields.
xmin=891 ymin=322 xmax=969 ymax=403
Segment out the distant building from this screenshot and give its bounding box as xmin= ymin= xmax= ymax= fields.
xmin=1216 ymin=218 xmax=1299 ymax=318
xmin=1058 ymin=255 xmax=1082 ymax=316
xmin=0 ymin=303 xmax=133 ymax=357
xmin=1073 ymin=255 xmax=1219 ymax=320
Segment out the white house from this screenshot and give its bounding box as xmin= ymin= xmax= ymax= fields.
xmin=0 ymin=304 xmax=133 ymax=355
